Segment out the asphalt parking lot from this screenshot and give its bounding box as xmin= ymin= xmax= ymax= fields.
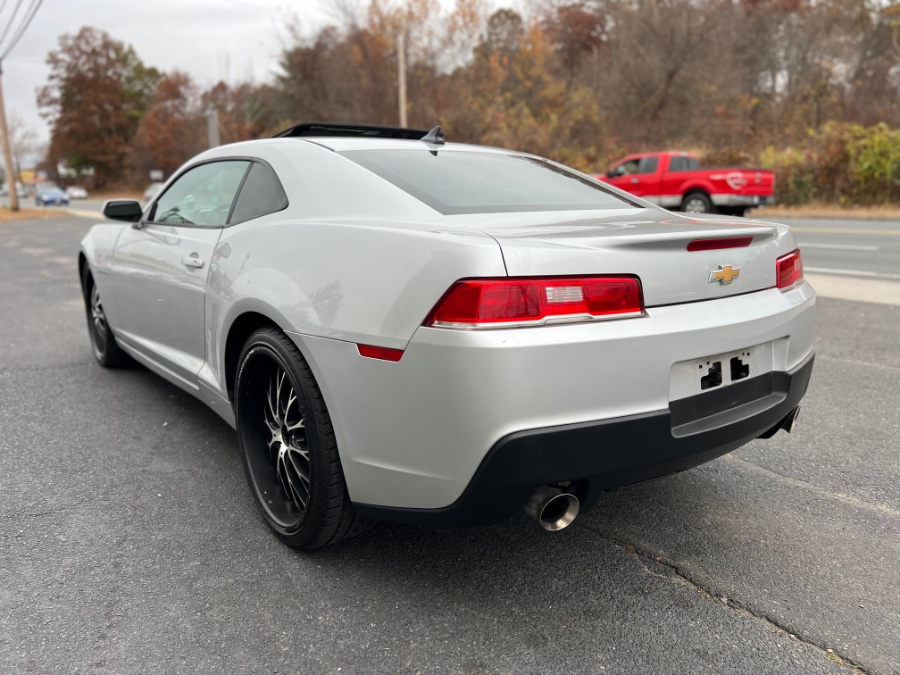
xmin=1 ymin=215 xmax=897 ymax=674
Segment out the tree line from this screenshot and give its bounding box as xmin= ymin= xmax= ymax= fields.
xmin=37 ymin=0 xmax=900 ymax=204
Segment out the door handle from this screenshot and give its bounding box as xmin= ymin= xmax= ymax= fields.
xmin=182 ymin=255 xmax=204 ymax=269
xmin=630 ymin=178 xmax=639 ymax=184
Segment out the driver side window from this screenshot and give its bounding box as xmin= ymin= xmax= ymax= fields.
xmin=151 ymin=161 xmax=249 ymax=227
xmin=613 ymin=159 xmax=640 ymax=177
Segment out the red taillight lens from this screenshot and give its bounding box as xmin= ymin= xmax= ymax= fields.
xmin=776 ymin=249 xmax=803 ymax=290
xmin=425 ymin=276 xmax=644 ymax=328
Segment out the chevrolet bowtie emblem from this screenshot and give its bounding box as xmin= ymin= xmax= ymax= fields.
xmin=709 ymin=265 xmax=740 ymax=284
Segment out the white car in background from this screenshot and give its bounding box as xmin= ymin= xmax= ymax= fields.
xmin=143 ymin=181 xmax=164 ymax=203
xmin=66 ymin=186 xmax=88 ymax=199
xmin=79 ymin=123 xmax=815 ymax=550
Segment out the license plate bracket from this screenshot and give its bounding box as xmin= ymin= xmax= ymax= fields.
xmin=670 ymin=342 xmax=774 ymax=402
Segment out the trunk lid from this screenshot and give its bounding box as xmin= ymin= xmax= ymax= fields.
xmin=452 ymin=208 xmax=794 ymax=307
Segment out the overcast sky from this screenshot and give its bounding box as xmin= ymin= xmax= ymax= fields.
xmin=2 ymin=0 xmax=340 ymax=144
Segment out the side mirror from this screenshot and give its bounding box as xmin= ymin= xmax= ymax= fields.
xmin=606 ymin=170 xmax=615 ymax=178
xmin=103 ymin=199 xmax=144 ymax=223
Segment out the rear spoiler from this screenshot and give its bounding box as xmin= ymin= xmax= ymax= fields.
xmin=273 ymin=123 xmax=431 ymax=140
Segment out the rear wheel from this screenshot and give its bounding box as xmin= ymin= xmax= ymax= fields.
xmin=681 ymin=192 xmax=713 ymax=215
xmin=82 ymin=267 xmax=130 ymax=368
xmin=234 ymin=327 xmax=372 ymax=549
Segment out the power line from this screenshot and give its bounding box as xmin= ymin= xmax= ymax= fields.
xmin=0 ymin=0 xmax=26 ymax=54
xmin=0 ymin=0 xmax=42 ymax=212
xmin=0 ymin=0 xmax=44 ymax=60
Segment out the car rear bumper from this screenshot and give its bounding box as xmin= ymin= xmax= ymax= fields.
xmin=296 ymin=282 xmax=815 ymax=515
xmin=355 ymin=353 xmax=813 ymax=526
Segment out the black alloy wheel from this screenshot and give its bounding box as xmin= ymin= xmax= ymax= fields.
xmin=81 ymin=267 xmax=129 ymax=368
xmin=234 ymin=327 xmax=372 ymax=549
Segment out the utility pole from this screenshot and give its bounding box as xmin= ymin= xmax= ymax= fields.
xmin=205 ymin=103 xmax=220 ymax=148
xmin=397 ymin=33 xmax=407 ymax=128
xmin=0 ymin=61 xmax=19 ymax=211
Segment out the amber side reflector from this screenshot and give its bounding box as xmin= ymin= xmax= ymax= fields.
xmin=357 ymin=344 xmax=404 ymax=362
xmin=687 ymin=237 xmax=753 ymax=252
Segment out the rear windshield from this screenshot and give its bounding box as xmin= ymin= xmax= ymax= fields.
xmin=341 ymin=149 xmax=637 ymax=215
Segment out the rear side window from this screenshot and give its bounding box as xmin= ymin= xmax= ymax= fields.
xmin=342 ymin=150 xmax=636 ymax=215
xmin=230 ymin=162 xmax=289 ymax=224
xmin=669 ymin=156 xmax=699 ymax=172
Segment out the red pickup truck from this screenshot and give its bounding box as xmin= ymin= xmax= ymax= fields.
xmin=596 ymin=151 xmax=775 ymax=217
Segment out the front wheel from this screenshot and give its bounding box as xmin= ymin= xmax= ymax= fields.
xmin=234 ymin=327 xmax=372 ymax=549
xmin=82 ymin=267 xmax=130 ymax=368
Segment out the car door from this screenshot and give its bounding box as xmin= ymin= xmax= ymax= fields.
xmin=110 ymin=160 xmax=250 ymax=388
xmin=606 ymin=156 xmax=661 ymax=201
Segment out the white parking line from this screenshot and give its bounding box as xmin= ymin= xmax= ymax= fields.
xmin=806 ymin=273 xmax=900 ymax=306
xmin=805 ymin=266 xmax=900 ymax=281
xmin=801 ymin=243 xmax=880 ymax=252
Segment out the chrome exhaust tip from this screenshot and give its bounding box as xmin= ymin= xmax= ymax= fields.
xmin=783 ymin=405 xmax=801 ymax=433
xmin=523 ymin=486 xmax=580 ymax=532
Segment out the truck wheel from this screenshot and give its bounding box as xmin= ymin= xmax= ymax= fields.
xmin=682 ymin=192 xmax=712 ymax=215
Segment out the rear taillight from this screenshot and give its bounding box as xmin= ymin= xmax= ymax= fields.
xmin=424 ymin=276 xmax=644 ymax=329
xmin=776 ymin=249 xmax=803 ymax=290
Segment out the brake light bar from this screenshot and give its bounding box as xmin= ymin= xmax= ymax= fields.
xmin=424 ymin=276 xmax=644 ymax=329
xmin=776 ymin=249 xmax=804 ymax=290
xmin=687 ymin=237 xmax=753 ymax=252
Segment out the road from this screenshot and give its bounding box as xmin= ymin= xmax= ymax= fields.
xmin=1 ymin=214 xmax=898 ymax=674
xmin=18 ymin=202 xmax=900 ymax=280
xmin=772 ymin=217 xmax=900 ymax=281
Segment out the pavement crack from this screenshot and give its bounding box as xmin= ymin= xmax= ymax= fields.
xmin=575 ymin=521 xmax=868 ymax=673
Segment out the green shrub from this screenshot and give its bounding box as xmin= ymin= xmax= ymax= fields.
xmin=757 ymin=122 xmax=900 ymax=206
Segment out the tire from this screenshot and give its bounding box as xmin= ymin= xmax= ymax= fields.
xmin=681 ymin=192 xmax=713 ymax=215
xmin=81 ymin=267 xmax=130 ymax=368
xmin=234 ymin=327 xmax=373 ymax=549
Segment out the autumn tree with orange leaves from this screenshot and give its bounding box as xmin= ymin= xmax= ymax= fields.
xmin=130 ymin=71 xmax=205 ymax=179
xmin=38 ymin=27 xmax=159 ymax=188
xmin=35 ymin=1 xmax=900 ymax=204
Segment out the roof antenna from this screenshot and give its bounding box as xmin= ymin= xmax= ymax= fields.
xmin=420 ymin=125 xmax=445 ymax=149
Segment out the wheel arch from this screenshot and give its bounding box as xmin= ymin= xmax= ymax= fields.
xmin=682 ymin=186 xmax=711 ymax=201
xmin=224 ymin=310 xmax=281 ymax=402
xmin=78 ymin=252 xmax=88 ymax=294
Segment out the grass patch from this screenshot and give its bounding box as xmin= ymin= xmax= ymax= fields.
xmin=0 ymin=206 xmax=62 ymax=222
xmin=749 ymin=203 xmax=900 ymax=220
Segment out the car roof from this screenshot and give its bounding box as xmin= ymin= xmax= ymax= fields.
xmin=292 ymin=137 xmax=512 ymax=154
xmin=196 ymin=136 xmax=521 ymax=161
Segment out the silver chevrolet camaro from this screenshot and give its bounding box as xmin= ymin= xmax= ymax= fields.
xmin=79 ymin=124 xmax=815 ymax=549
